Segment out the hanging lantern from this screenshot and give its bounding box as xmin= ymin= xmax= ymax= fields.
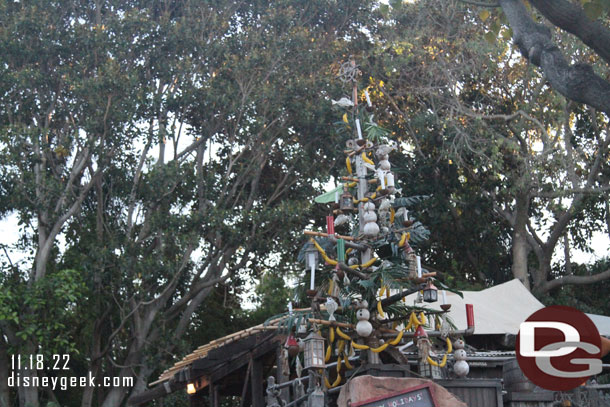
xmin=303 ymin=331 xmax=326 ymax=369
xmin=339 ymin=186 xmax=354 ymax=212
xmin=422 ymin=279 xmax=438 ymax=303
xmin=305 ymin=246 xmax=319 ymax=270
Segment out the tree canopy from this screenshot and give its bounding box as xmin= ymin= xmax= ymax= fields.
xmin=0 ymin=0 xmax=608 ymax=406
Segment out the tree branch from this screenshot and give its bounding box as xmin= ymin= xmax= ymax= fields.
xmin=542 ymin=268 xmax=610 ymax=292
xmin=529 ymin=0 xmax=610 ymax=65
xmin=499 ymin=0 xmax=610 ymax=115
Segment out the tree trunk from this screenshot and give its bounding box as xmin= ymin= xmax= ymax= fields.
xmin=511 ymin=195 xmax=530 ymax=290
xmin=18 ymin=342 xmax=39 ymax=407
xmin=0 ymin=340 xmax=10 ymax=407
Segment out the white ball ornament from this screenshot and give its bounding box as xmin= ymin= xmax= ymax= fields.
xmin=453 ymin=360 xmax=470 ymax=377
xmin=356 ymin=320 xmax=373 ymax=337
xmin=453 ymin=339 xmax=465 ymax=349
xmin=379 ymin=160 xmax=391 ymax=171
xmin=364 ymin=201 xmax=375 ymax=211
xmin=363 ymin=222 xmax=380 ymax=236
xmin=356 ymin=308 xmax=370 ymax=320
xmin=363 ymin=211 xmax=377 ymax=223
xmin=453 ymin=349 xmax=467 ymax=361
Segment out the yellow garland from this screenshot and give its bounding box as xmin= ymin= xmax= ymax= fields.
xmin=390 ymin=207 xmax=395 ymax=223
xmin=389 ymin=329 xmax=405 ymax=345
xmin=427 ymin=354 xmax=447 ymax=367
xmin=329 ymin=327 xmax=335 ymax=343
xmin=324 ymin=373 xmax=342 ymax=388
xmin=376 ymin=300 xmax=385 ymax=318
xmin=346 ymin=157 xmax=352 ymax=175
xmin=310 ymin=238 xmax=338 ymax=266
xmin=337 ymin=339 xmax=345 ymax=354
xmin=310 ymin=238 xmax=377 ymax=269
xmin=327 ymin=278 xmax=334 ymax=296
xmin=426 ymin=337 xmax=453 ymax=368
xmin=361 ymin=257 xmax=378 ymax=268
xmin=325 ymin=344 xmax=332 ymax=362
xmin=336 ymin=327 xmax=351 ymax=341
xmin=361 ymin=152 xmax=374 ymax=165
xmin=371 ymin=342 xmax=389 ymax=353
xmin=352 ymin=341 xmax=369 ymax=350
xmin=398 ymin=232 xmax=407 ymax=247
xmin=344 ymin=353 xmax=354 ymax=369
xmin=406 ymin=311 xmax=427 ymax=331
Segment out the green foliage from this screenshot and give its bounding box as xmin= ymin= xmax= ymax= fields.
xmin=0 ymin=269 xmax=85 ymax=356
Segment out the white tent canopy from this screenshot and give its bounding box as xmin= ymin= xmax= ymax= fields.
xmin=402 ymin=278 xmax=610 ymax=336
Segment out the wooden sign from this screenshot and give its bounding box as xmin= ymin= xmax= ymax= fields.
xmin=351 ymin=383 xmax=437 ymax=407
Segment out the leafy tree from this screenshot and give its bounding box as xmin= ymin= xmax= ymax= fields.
xmin=0 ymin=1 xmax=378 ymax=406
xmin=364 ymin=0 xmax=609 ymax=294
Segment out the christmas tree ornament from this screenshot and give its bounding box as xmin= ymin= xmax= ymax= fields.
xmin=303 ymin=331 xmax=326 ymax=369
xmin=378 ymin=199 xmax=391 ymax=212
xmin=375 ymin=144 xmax=395 ymax=158
xmin=355 ymin=308 xmax=373 ymax=337
xmin=326 ymin=297 xmax=338 ymax=321
xmin=286 ymin=335 xmax=300 ymax=357
xmin=440 ymin=314 xmax=451 ymax=338
xmin=331 ymin=97 xmax=354 ymax=107
xmin=378 ymin=159 xmax=391 ymax=171
xmin=386 ymin=172 xmax=395 ymax=194
xmin=453 ymin=338 xmax=469 ymax=375
xmin=362 ymin=201 xmax=379 ymax=237
xmin=423 ymin=279 xmax=438 ymax=303
xmin=453 ymin=359 xmax=469 ymax=377
xmin=305 ymin=246 xmax=319 ymax=295
xmin=339 ymin=186 xmax=354 ymax=212
xmin=336 ymin=239 xmax=345 ymax=262
xmin=326 ymin=215 xmax=335 ymax=235
xmin=334 ymin=213 xmax=349 ymax=227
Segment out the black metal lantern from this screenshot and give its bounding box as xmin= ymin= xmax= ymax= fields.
xmin=303 ymin=331 xmax=325 ymax=369
xmin=422 ymin=279 xmax=438 ymax=303
xmin=339 ymin=186 xmax=354 ymax=212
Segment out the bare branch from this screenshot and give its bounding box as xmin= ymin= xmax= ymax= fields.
xmin=542 ymin=268 xmax=610 ymax=292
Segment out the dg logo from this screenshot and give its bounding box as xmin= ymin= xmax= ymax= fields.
xmin=516 ymin=305 xmax=603 ymax=391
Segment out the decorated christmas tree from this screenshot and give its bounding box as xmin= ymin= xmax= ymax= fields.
xmin=266 ymin=59 xmax=474 ymax=394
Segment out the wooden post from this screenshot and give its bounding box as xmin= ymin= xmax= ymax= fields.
xmin=276 ymin=347 xmax=290 ymax=402
xmin=239 ymin=357 xmax=252 ymax=407
xmin=250 ymin=358 xmax=264 ymax=407
xmin=213 ymin=385 xmax=220 ymax=407
xmin=208 ymin=382 xmax=219 ymax=407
